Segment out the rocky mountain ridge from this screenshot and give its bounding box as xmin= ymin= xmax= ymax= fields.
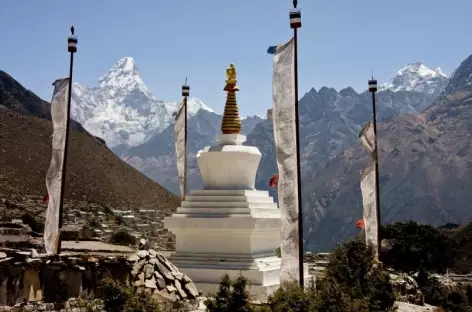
xmin=303 ymin=55 xmax=472 ymax=251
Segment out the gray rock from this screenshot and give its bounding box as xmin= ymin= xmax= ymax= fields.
xmin=154 ymin=289 xmax=177 ymax=303
xmin=0 ymin=252 xmax=6 ymax=259
xmin=174 ymin=280 xmax=187 ymax=299
xmin=30 ymin=249 xmax=39 ymax=258
xmin=145 ymin=277 xmax=157 ymax=289
xmin=134 ymin=273 xmax=145 ymax=287
xmin=149 ymin=258 xmax=158 ymax=265
xmin=182 ymin=275 xmax=192 ymax=283
xmin=25 ymin=258 xmax=41 ymax=264
xmin=184 ymin=281 xmax=199 ymax=298
xmin=131 ymin=259 xmax=146 ymax=275
xmin=149 ymin=249 xmax=157 ymax=257
xmin=144 ymin=264 xmax=154 ymax=279
xmin=171 ymin=271 xmax=184 ymax=280
xmin=166 ymin=285 xmax=177 ymax=293
xmin=137 ymin=250 xmax=149 ymax=258
xmin=127 ymin=254 xmax=140 ymax=262
xmin=0 ymin=257 xmax=13 ymax=263
xmin=156 ymin=262 xmax=171 ymax=275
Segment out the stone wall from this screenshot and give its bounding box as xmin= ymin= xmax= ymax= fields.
xmin=0 ymin=249 xmax=200 ymax=311
xmin=0 ymin=254 xmax=131 ymax=306
xmin=0 ymin=299 xmax=104 ymax=312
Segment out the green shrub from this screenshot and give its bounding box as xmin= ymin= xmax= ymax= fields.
xmin=380 ymin=221 xmax=454 ymax=274
xmin=206 ymin=274 xmax=254 ymax=312
xmin=210 ymin=239 xmax=396 ymax=312
xmin=110 ymin=230 xmax=137 ymax=246
xmin=319 ymin=239 xmax=396 ymax=312
xmin=99 ymin=277 xmax=161 ymax=312
xmin=267 ymin=281 xmax=314 ymax=312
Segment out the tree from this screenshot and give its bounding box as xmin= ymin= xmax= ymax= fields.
xmin=380 ymin=221 xmax=454 ymax=273
xmin=110 ymin=230 xmax=136 ymax=246
xmin=21 ymin=213 xmax=44 ymax=233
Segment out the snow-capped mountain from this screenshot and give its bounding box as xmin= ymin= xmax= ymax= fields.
xmin=71 ymin=57 xmax=213 ymax=148
xmin=380 ymin=62 xmax=449 ymax=93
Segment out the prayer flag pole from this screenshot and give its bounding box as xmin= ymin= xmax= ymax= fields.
xmin=57 ymin=26 xmax=78 ymax=254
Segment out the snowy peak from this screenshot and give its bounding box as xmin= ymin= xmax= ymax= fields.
xmin=187 ymin=98 xmax=215 ymax=115
xmin=98 ymin=57 xmax=147 ymax=92
xmin=71 ymin=56 xmax=215 ymax=149
xmin=380 ymin=62 xmax=449 ymax=93
xmin=397 ymin=62 xmax=446 ymax=78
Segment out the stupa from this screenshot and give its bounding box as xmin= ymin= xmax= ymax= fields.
xmin=164 ymin=64 xmax=283 ymax=300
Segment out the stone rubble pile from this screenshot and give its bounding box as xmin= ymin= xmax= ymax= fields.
xmin=128 ymin=248 xmax=200 ymax=303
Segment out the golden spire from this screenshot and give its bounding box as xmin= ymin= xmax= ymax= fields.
xmin=221 ymin=63 xmax=241 ymax=134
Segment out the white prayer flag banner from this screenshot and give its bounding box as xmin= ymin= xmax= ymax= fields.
xmin=173 ymin=100 xmax=186 ymax=199
xmin=271 ymin=38 xmax=300 ymax=283
xmin=360 ymin=165 xmax=379 ymax=258
xmin=44 ymin=78 xmax=70 ymax=255
xmin=359 ymin=120 xmax=376 ymax=155
xmin=359 ymin=120 xmax=379 ymax=258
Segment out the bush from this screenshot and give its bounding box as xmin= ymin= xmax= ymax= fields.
xmin=211 ymin=239 xmax=396 ymax=312
xmin=99 ymin=277 xmax=161 ymax=312
xmin=319 ymin=239 xmax=396 ymax=312
xmin=110 ymin=230 xmax=137 ymax=246
xmin=206 ymin=274 xmax=254 ymax=312
xmin=380 ymin=221 xmax=454 ymax=274
xmin=267 ymin=282 xmax=314 ymax=312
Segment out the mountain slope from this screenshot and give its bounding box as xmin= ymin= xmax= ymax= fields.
xmin=71 ymin=57 xmax=214 ymax=148
xmin=305 ymin=55 xmax=472 ymax=251
xmin=0 ymin=71 xmax=179 ymax=211
xmin=0 ymin=71 xmax=97 ymax=140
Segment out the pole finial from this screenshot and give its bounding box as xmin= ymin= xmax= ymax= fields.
xmin=221 ymin=63 xmax=241 ymax=134
xmin=70 ymin=25 xmax=75 ymax=36
xmin=293 ymin=0 xmax=298 ymax=8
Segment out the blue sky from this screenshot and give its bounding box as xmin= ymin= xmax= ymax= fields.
xmin=1 ymin=0 xmax=471 ymax=117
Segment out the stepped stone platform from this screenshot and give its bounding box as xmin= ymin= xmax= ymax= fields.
xmin=166 ymin=189 xmax=307 ymax=300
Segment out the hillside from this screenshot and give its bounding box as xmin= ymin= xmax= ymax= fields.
xmin=304 ymin=54 xmax=472 ymax=251
xmin=0 ymin=71 xmax=180 ymax=212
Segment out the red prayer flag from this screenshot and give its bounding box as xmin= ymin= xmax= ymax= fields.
xmin=42 ymin=194 xmax=49 ymax=203
xmin=269 ymin=174 xmax=279 ymax=188
xmin=356 ymin=218 xmax=365 ymax=229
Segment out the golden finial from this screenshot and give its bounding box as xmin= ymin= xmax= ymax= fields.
xmin=226 ymin=63 xmax=237 ymax=84
xmin=221 ymin=63 xmax=241 ymax=134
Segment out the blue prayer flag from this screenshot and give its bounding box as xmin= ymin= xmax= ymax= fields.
xmin=267 ymin=46 xmax=277 ymax=55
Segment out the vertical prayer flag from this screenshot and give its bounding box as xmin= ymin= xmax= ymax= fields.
xmin=270 ymin=38 xmax=300 ymax=283
xmin=44 ymin=78 xmax=70 ymax=255
xmin=359 ymin=121 xmax=379 ymax=258
xmin=173 ymin=101 xmax=187 ymax=199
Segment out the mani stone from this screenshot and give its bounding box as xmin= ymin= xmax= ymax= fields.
xmin=144 ymin=264 xmax=154 ymax=279
xmin=184 ymin=281 xmax=199 ymax=298
xmin=137 ymin=250 xmax=149 ymax=258
xmin=145 ymin=278 xmax=157 ymax=289
xmin=154 ymin=271 xmax=166 ymax=289
xmin=131 ymin=259 xmax=145 ymax=275
xmin=174 ymin=280 xmax=187 ymax=299
xmin=127 ymin=254 xmax=139 ymax=262
xmin=154 ymin=289 xmax=177 ymax=303
xmin=171 ymin=271 xmax=184 ymax=280
xmin=134 ymin=273 xmax=145 ymax=287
